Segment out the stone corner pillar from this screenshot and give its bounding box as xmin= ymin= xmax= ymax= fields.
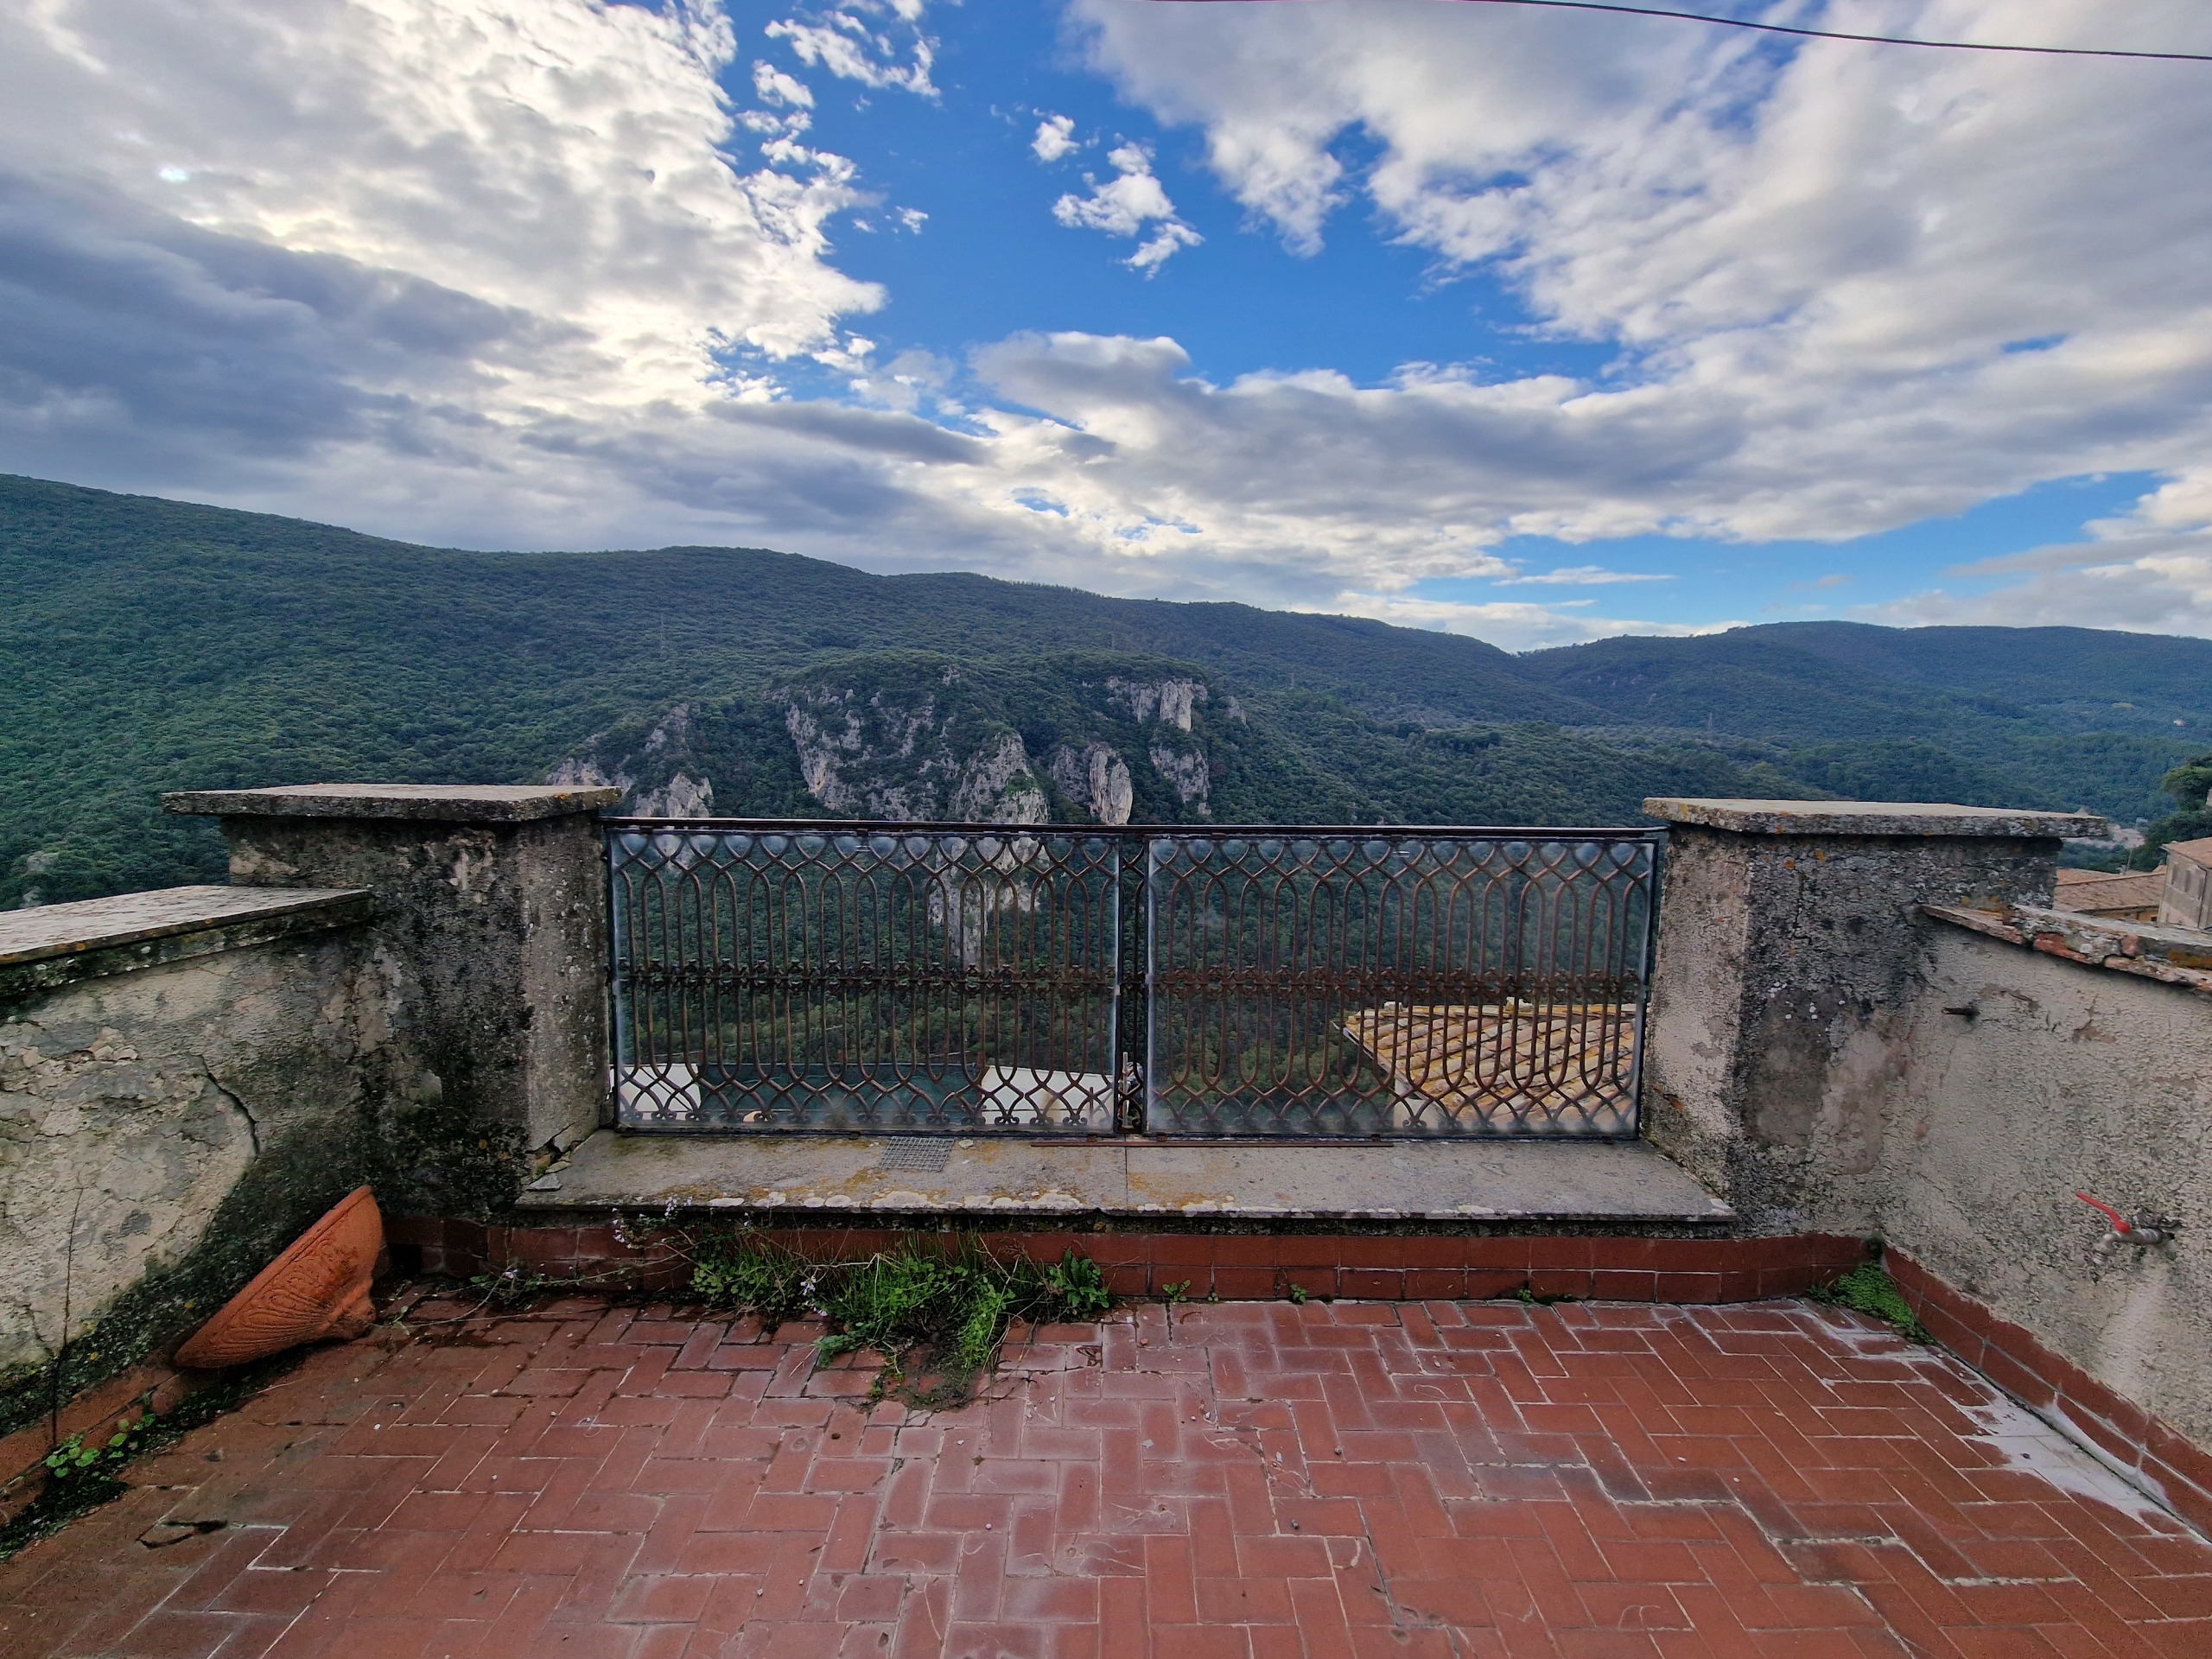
xmin=1638 ymin=797 xmax=2107 ymax=1230
xmin=162 ymin=785 xmax=622 ymax=1181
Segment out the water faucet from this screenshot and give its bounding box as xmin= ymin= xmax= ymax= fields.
xmin=2077 ymin=1192 xmax=2177 ymax=1258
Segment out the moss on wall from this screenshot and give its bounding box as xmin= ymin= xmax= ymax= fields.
xmin=0 ymin=1122 xmax=366 ymax=1439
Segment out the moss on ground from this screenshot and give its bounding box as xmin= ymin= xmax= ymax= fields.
xmin=1807 ymin=1262 xmax=1934 ymax=1343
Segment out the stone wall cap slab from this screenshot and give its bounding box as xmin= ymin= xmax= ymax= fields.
xmin=1643 ymin=798 xmax=2109 ymax=839
xmin=1926 ymin=901 xmax=2212 ymax=996
xmin=0 ymin=884 xmax=369 ymax=968
xmin=162 ymin=783 xmax=623 ymax=823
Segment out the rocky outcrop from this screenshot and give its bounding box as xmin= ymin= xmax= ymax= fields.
xmin=1109 ymin=676 xmax=1206 ymax=733
xmin=1047 ymin=742 xmax=1135 ymax=825
xmin=549 ymin=652 xmax=1261 ymax=829
xmin=632 ymin=772 xmax=712 ymax=818
xmin=1148 ymin=741 xmax=1212 ymax=814
xmin=550 ymin=705 xmax=717 ymax=817
xmin=782 ymin=674 xmax=1047 ymax=823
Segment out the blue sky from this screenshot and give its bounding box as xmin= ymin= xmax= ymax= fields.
xmin=754 ymin=3 xmax=1618 ymax=391
xmin=723 ymin=0 xmax=2184 ymax=635
xmin=3 ymin=0 xmax=2211 ymax=648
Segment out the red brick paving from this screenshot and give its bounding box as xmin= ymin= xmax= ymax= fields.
xmin=3 ymin=1294 xmax=2209 ymax=1658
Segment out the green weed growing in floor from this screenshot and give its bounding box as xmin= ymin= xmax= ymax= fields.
xmin=1806 ymin=1262 xmax=1933 ymax=1343
xmin=460 ymin=1261 xmax=647 ymax=1313
xmin=0 ymin=1364 xmax=282 ymax=1563
xmin=687 ymin=1234 xmax=1111 ymax=1405
xmin=1514 ymin=1282 xmax=1580 ymax=1306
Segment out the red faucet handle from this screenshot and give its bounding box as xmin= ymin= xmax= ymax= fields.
xmin=2075 ymin=1192 xmax=2132 ymax=1233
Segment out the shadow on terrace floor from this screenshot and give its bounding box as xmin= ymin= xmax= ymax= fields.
xmin=3 ymin=1291 xmax=2209 ymax=1658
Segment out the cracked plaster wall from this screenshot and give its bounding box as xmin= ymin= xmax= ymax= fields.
xmin=0 ymin=931 xmax=370 ymax=1420
xmin=1644 ymin=826 xmax=2059 ymax=1226
xmin=1877 ymin=930 xmax=2212 ymax=1451
xmin=223 ymin=813 xmax=608 ymax=1167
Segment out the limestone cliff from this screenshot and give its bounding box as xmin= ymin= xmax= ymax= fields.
xmin=550 ymin=651 xmax=1302 ymax=825
xmin=783 ymin=668 xmax=1048 ymax=823
xmin=1046 ymin=741 xmax=1134 ymax=825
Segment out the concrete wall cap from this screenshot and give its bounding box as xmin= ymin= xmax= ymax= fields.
xmin=162 ymin=783 xmax=623 ymax=823
xmin=0 ymin=884 xmax=369 ymax=968
xmin=1643 ymin=798 xmax=2109 ymax=839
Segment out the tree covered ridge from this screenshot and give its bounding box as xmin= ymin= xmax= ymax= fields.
xmin=4 ymin=472 xmax=2206 ymax=907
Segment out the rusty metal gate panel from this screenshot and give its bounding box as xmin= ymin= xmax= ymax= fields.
xmin=607 ymin=823 xmax=1132 ymax=1133
xmin=606 ymin=820 xmax=1658 ymax=1138
xmin=1142 ymin=830 xmax=1660 ymax=1138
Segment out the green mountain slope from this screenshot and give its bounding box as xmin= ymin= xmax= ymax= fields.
xmin=4 ymin=472 xmax=2205 ymax=907
xmin=1516 ymin=624 xmax=2204 ymax=820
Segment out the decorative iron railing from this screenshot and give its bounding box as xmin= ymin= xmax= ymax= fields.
xmin=606 ymin=821 xmax=1661 ymax=1139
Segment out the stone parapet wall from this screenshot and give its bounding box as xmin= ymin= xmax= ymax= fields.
xmin=0 ymin=887 xmax=372 ymax=1436
xmin=1640 ymin=801 xmax=2083 ymax=1226
xmin=175 ymin=784 xmax=620 ymax=1170
xmin=1 ymin=785 xmax=618 ymax=1443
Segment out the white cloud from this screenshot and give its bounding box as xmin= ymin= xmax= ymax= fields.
xmin=1497 ymin=566 xmax=1672 ymax=587
xmin=1052 ymin=143 xmax=1203 ymax=272
xmin=1872 ymin=465 xmax=2212 ymax=633
xmin=1316 ymin=592 xmax=1732 ymax=653
xmin=766 ymin=2 xmax=937 ymax=99
xmin=1066 ymin=0 xmax=2212 ymax=548
xmin=10 ymin=0 xmax=2212 ymax=653
xmin=0 ymin=0 xmax=881 ymax=404
xmin=1032 ymin=113 xmax=1078 ymax=162
xmin=753 ymin=60 xmax=813 ymax=108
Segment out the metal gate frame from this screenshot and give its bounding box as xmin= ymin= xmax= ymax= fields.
xmin=605 ymin=818 xmax=1662 ymax=1141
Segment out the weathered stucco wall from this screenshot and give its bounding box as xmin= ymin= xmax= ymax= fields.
xmin=1643 ymin=803 xmax=2076 ymax=1227
xmin=3 ymin=785 xmax=617 ymax=1436
xmin=164 ymin=784 xmax=620 ymax=1216
xmin=0 ymin=889 xmax=371 ymax=1434
xmin=1878 ymin=925 xmax=2212 ymax=1448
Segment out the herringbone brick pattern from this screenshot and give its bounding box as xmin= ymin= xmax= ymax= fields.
xmin=3 ymin=1295 xmax=2209 ymax=1658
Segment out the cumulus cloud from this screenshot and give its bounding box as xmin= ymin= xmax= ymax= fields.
xmin=1051 ymin=143 xmax=1203 ymax=272
xmin=8 ymin=0 xmax=2212 ymax=650
xmin=766 ymin=1 xmax=937 ymax=98
xmin=1047 ymin=0 xmax=2212 ymax=626
xmin=753 ymin=61 xmax=814 ymax=108
xmin=1032 ymin=113 xmax=1079 ymax=163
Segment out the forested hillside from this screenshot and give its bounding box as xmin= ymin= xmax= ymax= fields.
xmin=4 ymin=473 xmax=2203 ymax=906
xmin=1517 ymin=626 xmax=2204 ymax=819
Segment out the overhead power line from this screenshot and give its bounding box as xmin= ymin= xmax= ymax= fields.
xmin=1166 ymin=1 xmax=2212 ymax=65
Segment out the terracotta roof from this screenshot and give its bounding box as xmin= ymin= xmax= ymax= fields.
xmin=2164 ymin=836 xmax=2212 ymax=865
xmin=2049 ymin=867 xmax=2167 ymax=915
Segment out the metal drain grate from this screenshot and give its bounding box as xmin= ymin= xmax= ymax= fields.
xmin=877 ymin=1137 xmax=953 ymax=1173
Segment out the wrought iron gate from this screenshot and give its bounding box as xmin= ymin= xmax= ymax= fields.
xmin=606 ymin=821 xmax=1660 ymax=1139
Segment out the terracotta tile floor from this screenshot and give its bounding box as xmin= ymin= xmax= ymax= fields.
xmin=4 ymin=1294 xmax=2211 ymax=1659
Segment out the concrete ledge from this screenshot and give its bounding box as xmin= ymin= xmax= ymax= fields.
xmin=162 ymin=783 xmax=621 ymax=823
xmin=1644 ymin=798 xmax=2108 ymax=839
xmin=1927 ymin=902 xmax=2212 ymax=997
xmin=519 ymin=1131 xmax=1735 ymax=1225
xmin=0 ymin=884 xmax=370 ymax=997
